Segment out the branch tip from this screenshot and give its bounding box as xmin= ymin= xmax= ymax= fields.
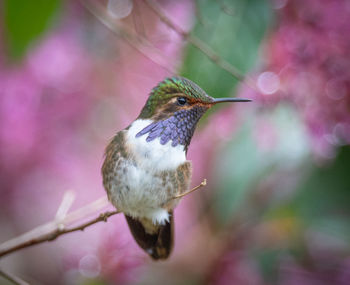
xmin=171 ymin=179 xmax=207 ymax=200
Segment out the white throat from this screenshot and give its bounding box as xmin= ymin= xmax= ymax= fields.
xmin=126 ymin=119 xmax=187 ymax=171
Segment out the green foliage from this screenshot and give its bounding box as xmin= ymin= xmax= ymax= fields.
xmin=294 ymin=145 xmax=350 ymax=237
xmin=181 ymin=0 xmax=272 ymax=98
xmin=255 ymin=249 xmax=282 ymax=283
xmin=252 ymin=146 xmax=350 ymax=282
xmin=3 ymin=0 xmax=61 ymax=59
xmin=214 ymin=105 xmax=310 ymax=223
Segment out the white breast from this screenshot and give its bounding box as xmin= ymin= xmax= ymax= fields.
xmin=112 ymin=119 xmax=187 ymax=224
xmin=126 ymin=119 xmax=186 ymax=171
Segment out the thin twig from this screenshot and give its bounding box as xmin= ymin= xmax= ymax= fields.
xmin=172 ymin=179 xmax=207 ymax=199
xmin=55 ymin=190 xmax=75 ymax=221
xmin=82 ymin=0 xmax=257 ymax=91
xmin=0 ymin=181 xmax=206 ymax=258
xmin=144 ymin=0 xmax=242 ymax=80
xmin=80 ymin=0 xmax=175 ymax=74
xmin=0 ymin=269 xmax=29 ymax=285
xmin=0 ymin=210 xmax=119 ymax=258
xmin=144 ymin=0 xmax=258 ymax=91
xmin=0 ymin=196 xmax=111 ymax=258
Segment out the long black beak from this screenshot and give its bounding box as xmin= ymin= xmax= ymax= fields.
xmin=212 ymin=98 xmax=252 ymax=104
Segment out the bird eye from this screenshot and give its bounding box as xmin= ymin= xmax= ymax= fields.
xmin=177 ymin=97 xmax=187 ymax=106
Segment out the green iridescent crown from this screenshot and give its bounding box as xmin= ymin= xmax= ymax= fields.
xmin=139 ymin=76 xmax=213 ymax=119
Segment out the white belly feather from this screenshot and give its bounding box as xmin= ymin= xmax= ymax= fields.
xmin=109 ymin=119 xmax=187 ymax=224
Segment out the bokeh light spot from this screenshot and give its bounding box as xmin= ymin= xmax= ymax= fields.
xmin=257 ymin=71 xmax=280 ymax=95
xmin=108 ymin=0 xmax=133 ymax=19
xmin=326 ymin=78 xmax=347 ymax=100
xmin=79 ymin=254 xmax=101 ymax=278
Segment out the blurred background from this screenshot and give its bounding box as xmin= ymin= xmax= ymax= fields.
xmin=1 ymin=0 xmax=350 ymax=284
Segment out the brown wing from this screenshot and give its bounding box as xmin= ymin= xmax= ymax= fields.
xmin=175 ymin=161 xmax=192 ymax=196
xmin=101 ymin=131 xmax=128 ymax=199
xmin=125 ymin=213 xmax=173 ymax=260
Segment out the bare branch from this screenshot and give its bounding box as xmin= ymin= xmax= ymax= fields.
xmin=55 ymin=190 xmax=75 ymax=221
xmin=0 ymin=269 xmax=29 ymax=285
xmin=0 ymin=181 xmax=206 ymax=258
xmin=145 ymin=0 xmax=247 ymax=81
xmin=0 ymin=196 xmax=113 ymax=258
xmin=172 ymin=179 xmax=207 ymax=199
xmin=80 ymin=0 xmax=175 ymax=74
xmin=81 ymin=0 xmax=257 ymax=91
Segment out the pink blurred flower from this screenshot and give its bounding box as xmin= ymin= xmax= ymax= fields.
xmin=246 ymin=0 xmax=350 ymax=159
xmin=0 ymin=0 xmax=199 ymax=283
xmin=209 ymin=251 xmax=263 ymax=285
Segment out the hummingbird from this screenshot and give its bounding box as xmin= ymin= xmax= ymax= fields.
xmin=102 ymin=76 xmax=251 ymax=260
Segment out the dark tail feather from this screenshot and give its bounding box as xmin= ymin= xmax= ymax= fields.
xmin=125 ymin=212 xmax=173 ymax=260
